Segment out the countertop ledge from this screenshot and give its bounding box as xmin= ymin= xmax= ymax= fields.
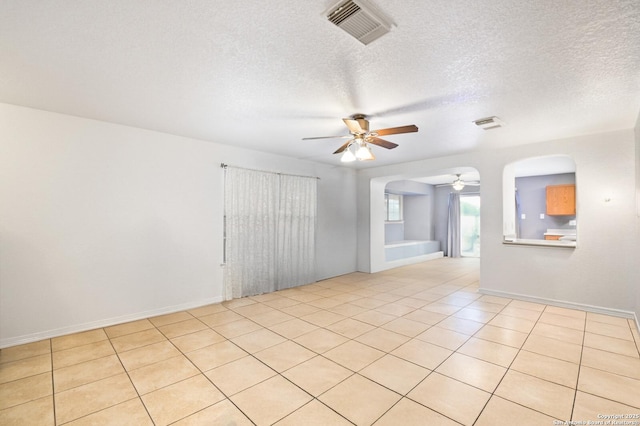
xmin=503 ymin=238 xmax=577 ymax=248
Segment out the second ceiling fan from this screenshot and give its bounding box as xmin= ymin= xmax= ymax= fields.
xmin=303 ymin=114 xmax=418 ymax=162
xmin=436 ymin=174 xmax=481 ymax=191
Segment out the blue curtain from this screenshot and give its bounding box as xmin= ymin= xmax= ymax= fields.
xmin=446 ymin=192 xmax=461 ymax=257
xmin=515 ymin=189 xmax=522 ymax=238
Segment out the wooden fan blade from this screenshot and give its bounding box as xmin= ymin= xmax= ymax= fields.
xmin=343 ymin=118 xmax=366 ymax=134
xmin=372 ymin=125 xmax=418 ymax=136
xmin=302 ymin=135 xmax=351 ymax=140
xmin=368 ymin=137 xmax=398 ymax=150
xmin=333 ymin=140 xmax=353 ymax=154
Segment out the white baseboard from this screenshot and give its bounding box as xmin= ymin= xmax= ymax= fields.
xmin=479 ymin=288 xmax=637 ymax=323
xmin=0 ymin=296 xmax=224 ymax=349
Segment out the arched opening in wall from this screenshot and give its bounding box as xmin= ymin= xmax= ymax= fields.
xmin=371 ymin=167 xmax=480 ymax=273
xmin=503 ymin=155 xmax=577 ymax=247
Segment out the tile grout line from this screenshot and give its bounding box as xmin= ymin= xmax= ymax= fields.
xmin=149 ymin=314 xmax=259 ymax=426
xmin=353 ymin=284 xmax=487 ymax=426
xmin=470 ymin=300 xmax=557 ymax=424
xmin=568 ymin=312 xmax=588 ymax=423
xmin=228 ymin=299 xmax=370 ymax=425
xmin=278 ymin=289 xmax=445 ymax=425
xmin=126 ymin=311 xmax=277 ymax=424
xmin=49 ymin=338 xmax=57 ymax=426
xmin=366 ymin=281 xmax=493 ymax=425
xmin=225 ymin=309 xmax=359 ymax=426
xmin=158 ymin=304 xmax=358 ymax=425
xmin=105 ymin=326 xmax=156 ymax=426
xmin=467 ymin=297 xmax=518 ymax=426
xmin=49 ymin=330 xmax=153 ymax=425
xmin=474 ymin=309 xmax=640 ymax=413
xmin=628 ymin=317 xmax=640 ymax=357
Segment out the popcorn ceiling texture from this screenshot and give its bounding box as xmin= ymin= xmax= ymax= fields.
xmin=1 ymin=0 xmax=639 ymax=167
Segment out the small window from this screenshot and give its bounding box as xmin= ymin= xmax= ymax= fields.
xmin=385 ymin=193 xmax=403 ymax=221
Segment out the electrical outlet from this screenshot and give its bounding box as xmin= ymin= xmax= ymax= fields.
xmin=521 ymin=214 xmax=526 ymax=219
xmin=539 ymin=213 xmax=545 ymax=219
xmin=569 ymin=220 xmax=577 ymax=226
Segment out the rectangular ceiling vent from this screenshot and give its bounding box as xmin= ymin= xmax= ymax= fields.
xmin=473 ymin=116 xmax=506 ymax=130
xmin=324 ymin=0 xmax=393 ymax=45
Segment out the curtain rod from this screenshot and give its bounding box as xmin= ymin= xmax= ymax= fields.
xmin=220 ymin=163 xmax=320 ymax=180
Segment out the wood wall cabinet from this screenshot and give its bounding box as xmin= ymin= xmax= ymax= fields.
xmin=546 ymin=184 xmax=576 ymax=216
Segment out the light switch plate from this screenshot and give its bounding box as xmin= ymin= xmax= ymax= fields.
xmin=521 ymin=214 xmax=526 ymax=219
xmin=539 ymin=213 xmax=545 ymax=219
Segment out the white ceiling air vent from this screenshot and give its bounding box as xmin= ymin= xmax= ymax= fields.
xmin=324 ymin=0 xmax=393 ymax=45
xmin=473 ymin=116 xmax=506 ymax=130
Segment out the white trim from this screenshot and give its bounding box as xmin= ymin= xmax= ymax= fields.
xmin=0 ymin=296 xmax=224 ymax=349
xmin=479 ymin=288 xmax=636 ymax=320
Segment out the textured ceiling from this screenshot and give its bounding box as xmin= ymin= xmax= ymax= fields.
xmin=1 ymin=0 xmax=639 ymax=168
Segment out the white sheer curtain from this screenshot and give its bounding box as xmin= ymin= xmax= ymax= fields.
xmin=446 ymin=192 xmax=461 ymax=258
xmin=277 ymin=175 xmax=317 ymax=290
xmin=223 ymin=166 xmax=317 ymax=299
xmin=224 ymin=168 xmax=278 ymax=299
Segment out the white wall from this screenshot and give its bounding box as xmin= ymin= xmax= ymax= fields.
xmin=403 ymin=195 xmax=433 ymax=241
xmin=384 ymin=180 xmax=435 ymax=243
xmin=357 ymin=130 xmax=639 ymax=316
xmin=635 ymin=111 xmax=640 ymax=325
xmin=0 ymin=103 xmax=357 ymax=347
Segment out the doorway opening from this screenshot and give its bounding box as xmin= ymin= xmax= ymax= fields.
xmin=460 ymin=194 xmax=480 ymax=257
xmin=369 ymin=167 xmax=480 ymax=273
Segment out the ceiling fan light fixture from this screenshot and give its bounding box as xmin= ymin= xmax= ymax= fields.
xmin=364 ymin=146 xmax=376 ymax=161
xmin=452 ymin=177 xmax=465 ymax=191
xmin=303 ymin=115 xmax=417 ymax=162
xmin=340 ymin=145 xmax=357 ymax=162
xmin=355 ymin=142 xmax=375 ymax=161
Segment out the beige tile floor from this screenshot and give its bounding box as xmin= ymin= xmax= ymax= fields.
xmin=1 ymin=258 xmax=640 ymax=425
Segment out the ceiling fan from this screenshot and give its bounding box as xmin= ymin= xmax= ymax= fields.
xmin=302 ymin=114 xmax=418 ymax=162
xmin=437 ymin=174 xmax=481 ymax=191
